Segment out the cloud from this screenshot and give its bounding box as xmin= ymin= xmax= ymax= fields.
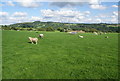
xmin=8 ymin=17 xmax=30 ymax=24
xmin=15 ymin=0 xmax=40 ymax=8
xmin=12 ymin=12 xmax=27 ymax=17
xmin=50 ymin=0 xmax=100 ymax=7
xmin=89 ymin=0 xmax=99 ymax=5
xmin=50 ymin=0 xmax=107 ymax=10
xmin=30 ymin=16 xmax=43 ymax=21
xmin=41 ymin=9 xmax=84 ymax=18
xmin=90 ymin=4 xmax=107 ymax=10
xmin=49 ymin=0 xmax=100 ymax=8
xmin=113 ymin=11 xmax=118 ymax=16
xmin=50 ymin=2 xmax=84 ymax=8
xmin=84 ymin=11 xmax=90 ymax=14
xmin=111 ymin=11 xmax=118 ymax=23
xmin=0 ymin=12 xmax=9 ymax=17
xmin=40 ymin=9 xmax=118 ymax=23
xmin=82 ymin=17 xmax=103 ymax=23
xmin=112 ymin=5 xmax=118 ymax=8
xmin=0 ymin=3 xmax=4 ymax=6
xmin=94 ymin=12 xmax=118 ymax=23
xmin=40 ymin=9 xmax=92 ymax=23
xmin=95 ymin=14 xmax=110 ymax=18
xmin=0 ymin=12 xmax=9 ymax=25
xmin=110 ymin=18 xmax=118 ymax=23
xmin=9 ymin=16 xmax=27 ymax=21
xmin=6 ymin=1 xmax=15 ymax=6
xmin=1 ymin=12 xmax=43 ymax=25
xmin=96 ymin=18 xmax=102 ymax=22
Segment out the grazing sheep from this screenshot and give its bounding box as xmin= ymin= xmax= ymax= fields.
xmin=39 ymin=34 xmax=44 ymax=38
xmin=105 ymin=36 xmax=109 ymax=38
xmin=99 ymin=32 xmax=103 ymax=35
xmin=28 ymin=37 xmax=38 ymax=44
xmin=68 ymin=32 xmax=72 ymax=34
xmin=79 ymin=35 xmax=84 ymax=38
xmin=94 ymin=32 xmax=98 ymax=35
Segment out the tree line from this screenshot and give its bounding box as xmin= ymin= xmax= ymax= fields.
xmin=1 ymin=21 xmax=119 ymax=33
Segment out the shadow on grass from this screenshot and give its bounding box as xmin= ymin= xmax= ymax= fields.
xmin=28 ymin=42 xmax=37 ymax=44
xmin=28 ymin=42 xmax=31 ymax=44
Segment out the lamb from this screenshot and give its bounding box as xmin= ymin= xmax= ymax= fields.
xmin=39 ymin=34 xmax=44 ymax=38
xmin=28 ymin=37 xmax=38 ymax=44
xmin=79 ymin=35 xmax=84 ymax=38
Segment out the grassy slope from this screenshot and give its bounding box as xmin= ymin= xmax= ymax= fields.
xmin=2 ymin=30 xmax=118 ymax=79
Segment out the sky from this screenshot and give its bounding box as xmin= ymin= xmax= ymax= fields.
xmin=0 ymin=0 xmax=119 ymax=25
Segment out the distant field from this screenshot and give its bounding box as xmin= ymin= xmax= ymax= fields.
xmin=2 ymin=30 xmax=118 ymax=79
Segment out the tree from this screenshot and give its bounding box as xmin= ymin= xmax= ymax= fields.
xmin=37 ymin=28 xmax=46 ymax=31
xmin=89 ymin=28 xmax=98 ymax=32
xmin=27 ymin=28 xmax=33 ymax=31
xmin=46 ymin=27 xmax=55 ymax=31
xmin=57 ymin=27 xmax=64 ymax=32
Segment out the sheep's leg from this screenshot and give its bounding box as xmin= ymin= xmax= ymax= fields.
xmin=30 ymin=40 xmax=33 ymax=44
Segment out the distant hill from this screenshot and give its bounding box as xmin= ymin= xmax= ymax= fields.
xmin=2 ymin=21 xmax=120 ymax=32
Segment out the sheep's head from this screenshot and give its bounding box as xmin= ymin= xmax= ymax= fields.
xmin=28 ymin=37 xmax=32 ymax=40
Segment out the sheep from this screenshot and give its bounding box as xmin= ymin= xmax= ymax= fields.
xmin=104 ymin=32 xmax=107 ymax=34
xmin=79 ymin=35 xmax=84 ymax=38
xmin=94 ymin=32 xmax=98 ymax=35
xmin=99 ymin=32 xmax=103 ymax=35
xmin=68 ymin=32 xmax=72 ymax=34
xmin=28 ymin=37 xmax=38 ymax=44
xmin=39 ymin=34 xmax=44 ymax=38
xmin=105 ymin=36 xmax=109 ymax=38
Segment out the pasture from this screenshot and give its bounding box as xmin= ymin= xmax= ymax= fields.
xmin=2 ymin=30 xmax=118 ymax=79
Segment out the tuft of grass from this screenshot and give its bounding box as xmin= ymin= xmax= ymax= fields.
xmin=2 ymin=30 xmax=118 ymax=79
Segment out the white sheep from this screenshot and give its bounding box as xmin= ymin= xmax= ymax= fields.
xmin=67 ymin=32 xmax=72 ymax=34
xmin=105 ymin=36 xmax=109 ymax=38
xmin=79 ymin=35 xmax=84 ymax=38
xmin=94 ymin=32 xmax=98 ymax=35
xmin=29 ymin=37 xmax=38 ymax=44
xmin=39 ymin=34 xmax=44 ymax=38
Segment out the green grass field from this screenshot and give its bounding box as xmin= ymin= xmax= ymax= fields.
xmin=2 ymin=30 xmax=118 ymax=79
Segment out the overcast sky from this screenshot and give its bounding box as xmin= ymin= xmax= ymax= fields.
xmin=0 ymin=0 xmax=119 ymax=25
